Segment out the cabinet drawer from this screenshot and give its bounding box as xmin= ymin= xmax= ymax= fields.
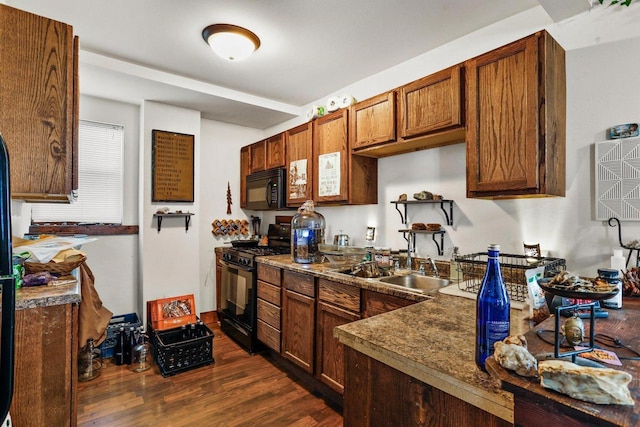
xmin=258 ymin=280 xmax=281 ymax=306
xmin=318 ymin=279 xmax=361 ymax=313
xmin=283 ymin=270 xmax=315 ymax=298
xmin=257 ymin=263 xmax=281 ymax=286
xmin=257 ymin=319 xmax=281 ymax=353
xmin=257 ymin=298 xmax=281 ymax=329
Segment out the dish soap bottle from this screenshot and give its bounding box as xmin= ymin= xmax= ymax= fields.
xmin=475 ymin=244 xmax=510 ymax=372
xmin=449 ymin=246 xmax=461 ymax=282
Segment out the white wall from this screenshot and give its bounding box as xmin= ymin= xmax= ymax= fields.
xmin=78 ymin=95 xmax=140 ymax=315
xmin=139 ymin=101 xmax=202 ymax=323
xmin=199 ymin=119 xmax=263 ymax=311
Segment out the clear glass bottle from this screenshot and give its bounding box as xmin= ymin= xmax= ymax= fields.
xmin=291 ymin=200 xmax=325 ymax=264
xmin=475 ymin=244 xmax=510 ymax=371
xmin=78 ymin=338 xmax=102 ymax=381
xmin=131 ymin=329 xmax=153 ymax=373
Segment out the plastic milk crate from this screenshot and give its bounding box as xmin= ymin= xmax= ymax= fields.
xmin=146 ymin=294 xmax=215 ymax=376
xmin=98 ymin=313 xmax=142 ymax=358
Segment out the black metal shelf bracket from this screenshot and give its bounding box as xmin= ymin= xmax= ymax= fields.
xmin=154 ymin=213 xmax=194 ymax=232
xmin=390 ymin=200 xmax=454 ymax=226
xmin=398 ymin=229 xmax=445 ymax=256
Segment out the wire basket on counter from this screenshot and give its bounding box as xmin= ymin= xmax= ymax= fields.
xmin=457 ymin=252 xmax=566 ymax=302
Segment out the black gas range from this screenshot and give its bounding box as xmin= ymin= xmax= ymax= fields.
xmin=219 ymin=223 xmax=290 ymax=354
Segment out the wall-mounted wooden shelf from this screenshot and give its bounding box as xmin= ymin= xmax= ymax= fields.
xmin=153 ymin=212 xmax=194 ymax=232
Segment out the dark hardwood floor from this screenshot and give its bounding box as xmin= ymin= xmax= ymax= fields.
xmin=78 ymin=322 xmax=343 ymax=426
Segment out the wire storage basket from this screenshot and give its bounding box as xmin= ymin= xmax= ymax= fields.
xmin=457 ymin=252 xmax=566 ymax=302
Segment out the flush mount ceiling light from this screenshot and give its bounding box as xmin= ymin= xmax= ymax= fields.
xmin=202 ymin=24 xmax=260 ymax=61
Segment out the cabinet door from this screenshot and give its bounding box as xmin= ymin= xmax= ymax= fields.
xmin=0 ymin=5 xmax=77 ymax=201
xmin=316 ymin=301 xmax=360 ymax=394
xmin=10 ymin=303 xmax=77 ymax=426
xmin=399 ymin=65 xmax=463 ymax=139
xmin=240 ymin=146 xmax=250 ymax=208
xmin=362 ymin=289 xmax=415 ymax=318
xmin=466 ymin=36 xmax=538 ymax=196
xmin=466 ymin=31 xmax=565 ymax=198
xmin=313 ymin=109 xmax=349 ymax=203
xmin=350 ymin=92 xmax=396 ymax=151
xmin=285 ymin=122 xmax=313 ymax=206
xmin=282 ymin=288 xmax=316 ymax=374
xmin=265 ymin=133 xmax=285 ymax=169
xmin=250 ymin=140 xmax=266 ymax=173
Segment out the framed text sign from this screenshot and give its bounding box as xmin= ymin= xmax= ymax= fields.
xmin=152 ymin=130 xmax=194 ymax=202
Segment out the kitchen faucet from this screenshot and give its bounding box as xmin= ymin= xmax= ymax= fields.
xmin=418 ymin=257 xmax=439 ymax=277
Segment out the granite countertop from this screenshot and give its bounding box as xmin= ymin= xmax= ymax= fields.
xmin=257 ymin=254 xmax=430 ymax=303
xmin=1 ymin=281 xmax=81 ymax=311
xmin=257 ymin=254 xmax=528 ymax=423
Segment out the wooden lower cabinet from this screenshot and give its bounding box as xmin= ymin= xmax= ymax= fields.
xmin=343 ymin=347 xmax=510 ymax=427
xmin=256 ymin=264 xmax=282 ymax=352
xmin=362 ymin=289 xmax=415 ymax=318
xmin=316 ymin=301 xmax=360 ymax=393
xmin=11 ymin=302 xmax=78 ymax=426
xmin=282 ymin=288 xmax=316 ymax=373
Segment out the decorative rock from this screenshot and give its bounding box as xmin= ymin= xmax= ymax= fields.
xmin=493 ymin=335 xmax=537 ymax=377
xmin=398 ymin=193 xmax=407 ymax=202
xmin=413 ymin=191 xmax=433 ymax=200
xmin=538 ymin=360 xmax=634 ymax=405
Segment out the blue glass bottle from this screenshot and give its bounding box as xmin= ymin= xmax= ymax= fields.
xmin=475 ymin=244 xmax=510 ymax=371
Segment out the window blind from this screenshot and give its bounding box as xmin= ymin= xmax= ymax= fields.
xmin=32 ymin=120 xmax=124 ymax=224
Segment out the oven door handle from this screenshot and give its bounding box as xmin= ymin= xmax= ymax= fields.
xmin=220 ymin=258 xmax=253 ymax=272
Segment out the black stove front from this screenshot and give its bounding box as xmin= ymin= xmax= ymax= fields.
xmin=219 ymin=226 xmax=290 ymax=354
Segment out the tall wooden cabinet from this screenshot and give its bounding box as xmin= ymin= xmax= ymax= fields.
xmin=285 ymin=122 xmax=314 ymax=207
xmin=465 ymin=30 xmax=566 ymax=198
xmin=313 ymin=109 xmax=377 ymax=205
xmin=0 ymin=4 xmax=79 ymax=202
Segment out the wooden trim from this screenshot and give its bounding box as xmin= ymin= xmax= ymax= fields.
xmin=29 ymin=224 xmax=139 ymax=235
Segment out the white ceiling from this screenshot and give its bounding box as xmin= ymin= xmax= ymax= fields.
xmin=6 ymin=0 xmax=588 ymax=129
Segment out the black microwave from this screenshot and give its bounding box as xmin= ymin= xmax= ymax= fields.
xmin=246 ymin=168 xmax=287 ymax=210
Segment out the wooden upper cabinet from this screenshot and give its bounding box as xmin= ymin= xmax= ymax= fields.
xmin=352 ymin=65 xmax=465 ymax=158
xmin=0 ymin=4 xmax=78 ymax=201
xmin=399 ymin=65 xmax=464 ymax=139
xmin=265 ymin=133 xmax=285 ymax=169
xmin=465 ymin=30 xmax=566 ymax=198
xmin=250 ymin=140 xmax=266 ymax=173
xmin=350 ymin=92 xmax=396 ymax=151
xmin=313 ymin=110 xmax=350 ymax=203
xmin=285 ymin=122 xmax=313 ymax=206
xmin=240 ymin=146 xmax=250 ymax=208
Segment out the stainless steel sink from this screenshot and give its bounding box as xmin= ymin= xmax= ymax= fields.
xmin=378 ymin=274 xmax=450 ymax=294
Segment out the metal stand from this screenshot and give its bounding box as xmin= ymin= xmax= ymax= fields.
xmin=554 ymin=302 xmax=597 ymax=363
xmin=608 ymin=217 xmax=639 ymax=267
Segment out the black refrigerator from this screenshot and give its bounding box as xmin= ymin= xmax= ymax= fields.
xmin=0 ymin=132 xmax=15 ymax=422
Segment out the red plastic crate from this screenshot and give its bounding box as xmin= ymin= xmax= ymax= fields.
xmin=147 ymin=294 xmax=197 ymax=331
